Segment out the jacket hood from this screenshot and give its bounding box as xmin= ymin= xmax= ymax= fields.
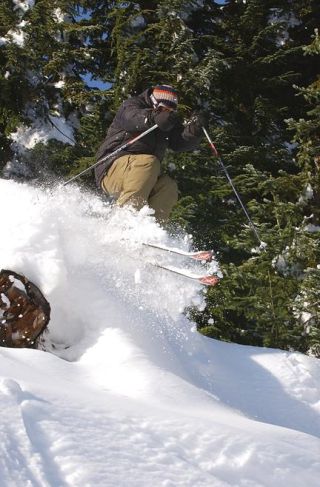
xmin=138 ymin=88 xmax=154 ymax=107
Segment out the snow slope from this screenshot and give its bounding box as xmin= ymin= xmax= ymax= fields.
xmin=0 ymin=179 xmax=319 ymax=487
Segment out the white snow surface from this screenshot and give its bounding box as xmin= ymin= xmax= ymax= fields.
xmin=0 ymin=179 xmax=320 ymax=487
xmin=0 ymin=20 xmax=28 ymax=47
xmin=13 ymin=0 xmax=35 ymax=12
xmin=10 ymin=115 xmax=75 ymax=153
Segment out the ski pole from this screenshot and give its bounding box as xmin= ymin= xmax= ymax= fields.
xmin=63 ymin=124 xmax=158 ymax=186
xmin=202 ymin=127 xmax=265 ymax=248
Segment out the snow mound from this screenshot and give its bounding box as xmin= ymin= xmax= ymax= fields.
xmin=0 ymin=179 xmax=320 ymax=487
xmin=0 ymin=179 xmax=210 ymax=348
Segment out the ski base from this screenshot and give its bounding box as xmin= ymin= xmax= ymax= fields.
xmin=143 ymin=242 xmax=214 ymax=263
xmin=152 ymin=263 xmax=219 ymax=287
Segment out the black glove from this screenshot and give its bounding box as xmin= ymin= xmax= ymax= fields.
xmin=153 ymin=109 xmax=180 ymax=132
xmin=188 ymin=111 xmax=208 ymax=136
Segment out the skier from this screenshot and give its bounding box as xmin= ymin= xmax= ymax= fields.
xmin=95 ymin=85 xmax=205 ymax=221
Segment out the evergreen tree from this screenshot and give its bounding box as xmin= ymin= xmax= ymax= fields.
xmin=0 ymin=0 xmax=114 ymax=181
xmin=187 ymin=0 xmax=320 ymax=351
xmin=285 ymin=28 xmax=320 ymax=356
xmin=109 ymin=0 xmax=222 ymax=109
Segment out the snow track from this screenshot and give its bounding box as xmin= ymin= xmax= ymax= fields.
xmin=0 ymin=179 xmax=320 ymax=487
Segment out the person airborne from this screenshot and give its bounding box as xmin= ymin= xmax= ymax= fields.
xmin=95 ymin=85 xmax=205 ymax=221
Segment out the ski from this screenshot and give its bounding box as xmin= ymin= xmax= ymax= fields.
xmin=142 ymin=242 xmax=214 ymax=263
xmin=151 ymin=262 xmax=219 ymax=287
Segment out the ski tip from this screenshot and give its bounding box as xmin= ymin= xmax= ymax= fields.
xmin=191 ymin=250 xmax=214 ymax=262
xmin=199 ymin=275 xmax=219 ymax=286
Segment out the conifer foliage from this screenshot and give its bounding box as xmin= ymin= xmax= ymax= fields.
xmin=0 ymin=0 xmax=114 ymax=180
xmin=285 ymin=28 xmax=320 ymax=356
xmin=0 ymin=0 xmax=319 ymax=355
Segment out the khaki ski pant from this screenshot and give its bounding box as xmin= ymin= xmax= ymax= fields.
xmin=101 ymin=154 xmax=178 ymax=221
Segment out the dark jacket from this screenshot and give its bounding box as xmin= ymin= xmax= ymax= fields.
xmin=95 ymin=88 xmax=202 ymax=187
